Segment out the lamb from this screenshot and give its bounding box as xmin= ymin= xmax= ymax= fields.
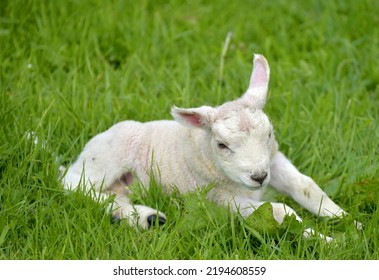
xmin=61 ymin=54 xmax=352 ymax=240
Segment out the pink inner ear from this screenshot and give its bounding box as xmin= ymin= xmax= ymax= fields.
xmin=251 ymin=64 xmax=267 ymax=88
xmin=180 ymin=113 xmax=202 ymax=127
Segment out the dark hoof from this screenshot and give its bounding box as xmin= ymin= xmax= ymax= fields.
xmin=111 ymin=214 xmax=122 ymax=224
xmin=147 ymin=214 xmax=166 ymax=227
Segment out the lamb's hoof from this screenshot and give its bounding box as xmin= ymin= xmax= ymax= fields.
xmin=147 ymin=214 xmax=166 ymax=227
xmin=111 ymin=213 xmax=122 ymax=224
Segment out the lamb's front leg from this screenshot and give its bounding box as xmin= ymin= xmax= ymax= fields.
xmin=269 ymin=152 xmax=346 ymax=218
xmin=207 ymin=186 xmax=332 ymax=241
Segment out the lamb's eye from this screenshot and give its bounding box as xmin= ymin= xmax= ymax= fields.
xmin=217 ymin=142 xmax=229 ymax=150
xmin=269 ymin=132 xmax=272 ymax=138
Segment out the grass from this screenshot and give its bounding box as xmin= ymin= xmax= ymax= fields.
xmin=0 ymin=0 xmax=378 ymax=260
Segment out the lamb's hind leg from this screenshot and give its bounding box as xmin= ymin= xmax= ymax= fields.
xmin=61 ymin=132 xmax=166 ymax=228
xmin=111 ymin=194 xmax=166 ymax=228
xmin=62 ymin=165 xmax=166 ymax=228
xmin=107 ymin=174 xmax=166 ymax=228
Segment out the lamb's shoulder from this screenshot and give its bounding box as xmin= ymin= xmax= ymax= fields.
xmin=100 ymin=120 xmax=181 ymax=185
xmin=138 ymin=120 xmax=216 ymax=191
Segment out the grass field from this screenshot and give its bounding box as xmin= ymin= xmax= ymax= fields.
xmin=0 ymin=0 xmax=378 ymax=260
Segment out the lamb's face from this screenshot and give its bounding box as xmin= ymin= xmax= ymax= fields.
xmin=171 ymin=54 xmax=274 ymax=189
xmin=210 ymin=105 xmax=275 ymax=189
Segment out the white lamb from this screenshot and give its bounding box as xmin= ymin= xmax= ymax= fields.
xmin=62 ymin=54 xmax=352 ymax=240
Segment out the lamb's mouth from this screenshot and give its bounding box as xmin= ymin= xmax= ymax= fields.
xmin=239 ymin=176 xmax=267 ymax=190
xmin=246 ymin=179 xmax=270 ymax=190
xmin=240 ymin=180 xmax=265 ymax=190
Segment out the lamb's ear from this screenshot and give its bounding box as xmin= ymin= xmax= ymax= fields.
xmin=171 ymin=105 xmax=215 ymax=128
xmin=241 ymin=54 xmax=270 ymax=109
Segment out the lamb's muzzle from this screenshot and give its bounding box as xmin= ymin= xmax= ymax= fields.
xmin=250 ymin=172 xmax=268 ymax=185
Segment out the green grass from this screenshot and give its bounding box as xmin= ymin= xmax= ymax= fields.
xmin=1 ymin=0 xmax=378 ymax=260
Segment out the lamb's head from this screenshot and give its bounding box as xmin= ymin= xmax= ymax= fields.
xmin=171 ymin=54 xmax=277 ymax=190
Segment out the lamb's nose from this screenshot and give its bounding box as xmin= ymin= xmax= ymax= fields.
xmin=250 ymin=172 xmax=268 ymax=185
